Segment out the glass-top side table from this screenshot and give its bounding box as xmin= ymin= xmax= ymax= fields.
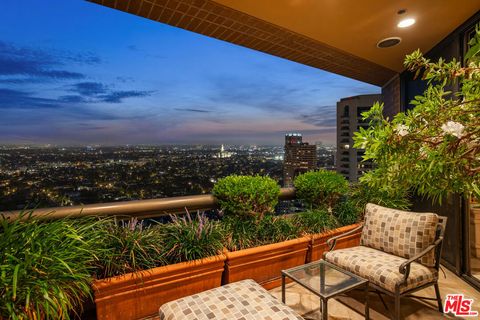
xmin=282 ymin=259 xmax=369 ymax=320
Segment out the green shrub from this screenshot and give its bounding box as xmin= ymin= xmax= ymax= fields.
xmin=222 ymin=215 xmax=299 ymax=251
xmin=352 ymin=27 xmax=480 ymax=202
xmin=292 ymin=209 xmax=338 ymax=235
xmin=257 ymin=215 xmax=300 ymax=245
xmin=213 ymin=175 xmax=280 ymax=220
xmin=162 ymin=211 xmax=224 ymax=264
xmin=294 ymin=170 xmax=349 ymax=209
xmin=333 ymin=200 xmax=361 ymax=226
xmin=349 ymin=183 xmax=411 ymax=215
xmin=0 ymin=213 xmax=104 ymax=319
xmin=221 ymin=215 xmax=258 ymax=251
xmin=95 ymin=217 xmax=166 ymax=279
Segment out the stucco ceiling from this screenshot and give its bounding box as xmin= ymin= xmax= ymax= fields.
xmin=213 ymin=0 xmax=480 ymax=71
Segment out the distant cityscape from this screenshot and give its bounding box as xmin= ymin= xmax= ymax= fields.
xmin=0 ymin=93 xmax=381 ymax=212
xmin=0 ymin=143 xmax=336 ymax=211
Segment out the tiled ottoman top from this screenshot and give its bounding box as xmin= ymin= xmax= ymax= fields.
xmin=158 ymin=279 xmax=304 ymax=320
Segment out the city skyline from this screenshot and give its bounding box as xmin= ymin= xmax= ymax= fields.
xmin=0 ymin=0 xmax=379 ymax=146
xmin=0 ymin=144 xmax=336 ymax=211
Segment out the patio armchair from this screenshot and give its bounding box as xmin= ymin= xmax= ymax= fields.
xmin=323 ymin=203 xmax=447 ymax=320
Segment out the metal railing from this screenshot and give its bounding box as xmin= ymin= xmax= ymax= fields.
xmin=0 ymin=188 xmax=296 ymax=221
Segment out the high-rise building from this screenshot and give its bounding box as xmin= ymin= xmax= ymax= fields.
xmin=336 ymin=94 xmax=381 ymax=182
xmin=283 ymin=133 xmax=317 ymax=187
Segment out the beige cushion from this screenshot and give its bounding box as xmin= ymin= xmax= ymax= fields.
xmin=360 ymin=203 xmax=438 ymax=266
xmin=325 ymin=246 xmax=437 ymax=293
xmin=159 ymin=279 xmax=304 ymax=320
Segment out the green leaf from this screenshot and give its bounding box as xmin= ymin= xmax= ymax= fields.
xmin=465 ymin=42 xmax=480 ymax=61
xmin=12 ymin=264 xmax=20 ymax=300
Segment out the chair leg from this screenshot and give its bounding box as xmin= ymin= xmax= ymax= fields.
xmin=434 ymin=283 xmax=443 ymax=313
xmin=394 ymin=294 xmax=401 ymax=320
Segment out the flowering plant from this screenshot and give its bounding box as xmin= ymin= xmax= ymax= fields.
xmin=162 ymin=209 xmax=224 ymax=263
xmin=353 ymin=26 xmax=480 ymax=202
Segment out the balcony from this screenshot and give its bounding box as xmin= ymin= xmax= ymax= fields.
xmin=2 ymin=0 xmax=479 ymax=319
xmin=4 ymin=190 xmax=478 ymax=320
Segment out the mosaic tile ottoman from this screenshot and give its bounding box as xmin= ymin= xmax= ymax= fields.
xmin=158 ymin=279 xmax=304 ymax=320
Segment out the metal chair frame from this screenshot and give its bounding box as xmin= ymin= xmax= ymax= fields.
xmin=323 ymin=215 xmax=447 ymax=320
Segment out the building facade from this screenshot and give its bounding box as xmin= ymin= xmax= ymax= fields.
xmin=336 ymin=94 xmax=381 ymax=182
xmin=283 ymin=133 xmax=317 ymax=187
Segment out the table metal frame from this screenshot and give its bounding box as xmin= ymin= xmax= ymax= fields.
xmin=282 ymin=259 xmax=369 ymax=320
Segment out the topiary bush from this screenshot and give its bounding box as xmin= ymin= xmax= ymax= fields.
xmin=292 ymin=209 xmax=338 ymax=235
xmin=294 ymin=170 xmax=349 ymax=209
xmin=213 ymin=175 xmax=280 ymax=221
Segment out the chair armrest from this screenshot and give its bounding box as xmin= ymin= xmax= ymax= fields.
xmin=326 ymin=223 xmax=364 ymax=251
xmin=398 ymin=237 xmax=443 ymax=282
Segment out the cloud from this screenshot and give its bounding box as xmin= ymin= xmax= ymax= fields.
xmin=71 ymin=82 xmax=108 ymax=96
xmin=0 ymin=57 xmax=84 ymax=79
xmin=174 ymin=108 xmax=212 ymax=113
xmin=59 ymin=95 xmax=88 ymax=103
xmin=98 ymin=90 xmax=154 ymax=103
xmin=126 ymin=44 xmax=164 ymax=59
xmin=67 ymin=81 xmax=154 ymax=103
xmin=0 ymin=77 xmax=45 ymax=84
xmin=207 ymin=75 xmax=307 ymax=113
xmin=127 ymin=45 xmax=139 ymax=51
xmin=0 ymin=88 xmax=152 ymax=123
xmin=0 ymin=88 xmax=60 ymax=109
xmin=0 ymin=41 xmax=101 ymax=65
xmin=62 ymin=51 xmax=101 ymax=65
xmin=0 ymin=41 xmax=102 ymax=81
xmin=298 ymin=105 xmax=337 ymax=127
xmin=77 ymin=123 xmax=109 ymax=130
xmin=116 ymin=76 xmax=135 ymax=83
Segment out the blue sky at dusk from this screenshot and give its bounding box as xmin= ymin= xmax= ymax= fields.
xmin=0 ymin=0 xmax=379 ymax=145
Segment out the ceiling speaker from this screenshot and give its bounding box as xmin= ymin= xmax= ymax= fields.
xmin=377 ymin=37 xmax=401 ymax=48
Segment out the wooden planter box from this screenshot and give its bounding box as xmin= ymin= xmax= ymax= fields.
xmin=308 ymin=224 xmax=362 ymax=262
xmin=93 ymin=255 xmax=226 ymax=320
xmin=223 ymin=237 xmax=310 ymax=290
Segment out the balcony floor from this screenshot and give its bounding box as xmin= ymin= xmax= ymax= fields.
xmin=145 ymin=266 xmax=479 ymax=320
xmin=269 ymin=267 xmax=480 ymax=319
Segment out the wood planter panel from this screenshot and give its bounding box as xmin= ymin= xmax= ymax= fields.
xmin=224 ymin=237 xmax=310 ymax=290
xmin=309 ymin=224 xmax=362 ymax=262
xmin=93 ymin=255 xmax=226 ymax=320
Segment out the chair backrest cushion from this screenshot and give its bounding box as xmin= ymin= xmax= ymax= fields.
xmin=360 ymin=203 xmax=439 ymax=267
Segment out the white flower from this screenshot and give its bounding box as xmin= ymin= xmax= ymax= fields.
xmin=395 ymin=124 xmax=409 ymax=137
xmin=441 ymin=121 xmax=464 ymax=138
xmin=419 ymin=147 xmax=427 ymax=158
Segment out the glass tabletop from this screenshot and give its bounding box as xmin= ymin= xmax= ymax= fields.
xmin=282 ymin=260 xmax=367 ymax=299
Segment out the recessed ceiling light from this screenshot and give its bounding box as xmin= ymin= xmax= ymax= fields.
xmin=398 ymin=18 xmax=415 ymax=28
